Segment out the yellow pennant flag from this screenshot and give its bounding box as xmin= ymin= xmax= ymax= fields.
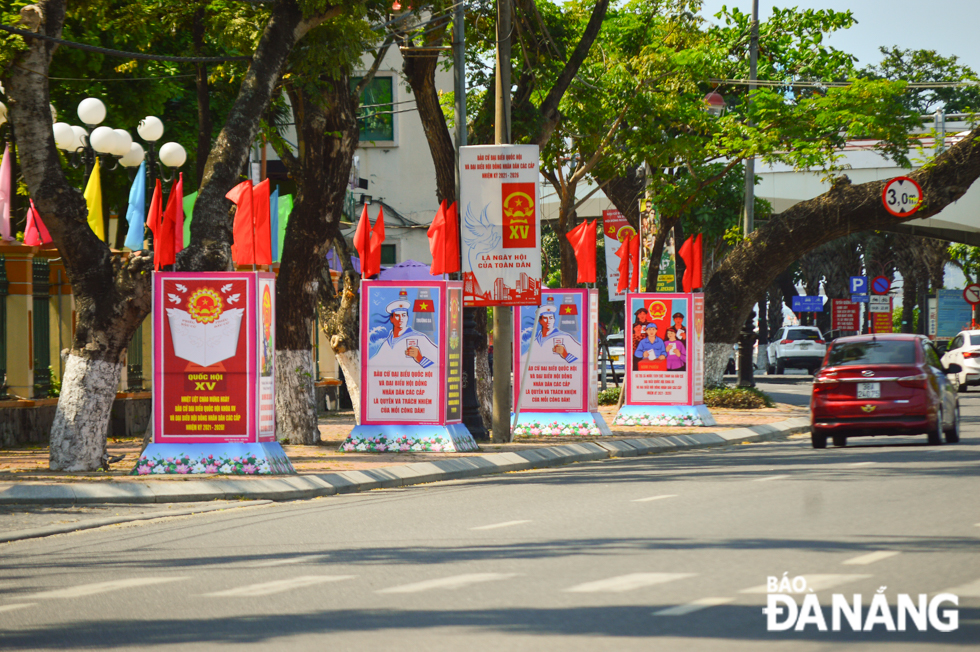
xmin=83 ymin=158 xmax=104 ymax=241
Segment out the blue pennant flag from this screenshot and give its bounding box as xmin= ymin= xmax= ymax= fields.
xmin=124 ymin=161 xmax=147 ymax=250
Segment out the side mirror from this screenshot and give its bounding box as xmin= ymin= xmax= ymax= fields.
xmin=947 ymin=363 xmax=963 ymax=374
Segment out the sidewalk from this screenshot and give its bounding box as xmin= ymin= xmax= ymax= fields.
xmin=0 ymin=403 xmax=810 ymax=507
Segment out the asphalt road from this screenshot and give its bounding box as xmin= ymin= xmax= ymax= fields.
xmin=1 ymin=393 xmax=978 ymax=651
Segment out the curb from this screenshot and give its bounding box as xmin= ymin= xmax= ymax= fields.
xmin=0 ymin=417 xmax=810 ymax=507
xmin=724 ymin=374 xmax=813 ymax=385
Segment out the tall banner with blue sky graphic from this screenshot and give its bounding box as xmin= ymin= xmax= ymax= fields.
xmin=460 ymin=144 xmax=542 ymax=306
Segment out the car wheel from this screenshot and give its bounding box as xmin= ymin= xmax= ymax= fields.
xmin=776 ymin=359 xmax=785 ymax=374
xmin=767 ymin=364 xmax=775 ymax=375
xmin=945 ymin=401 xmax=961 ymax=444
xmin=958 ymin=378 xmax=968 ymax=393
xmin=811 ymin=432 xmax=827 ymax=449
xmin=832 ymin=434 xmax=847 ymax=447
xmin=928 ymin=408 xmax=943 ymax=446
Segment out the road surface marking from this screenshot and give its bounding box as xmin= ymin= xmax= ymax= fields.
xmin=471 ymin=520 xmax=531 ymax=531
xmin=31 ymin=577 xmax=186 ymax=599
xmin=0 ymin=603 xmax=35 ymax=613
xmin=754 ymin=475 xmax=789 ymax=482
xmin=565 ymin=573 xmax=696 ymax=593
xmin=740 ymin=574 xmax=871 ymax=594
xmin=939 ymin=578 xmax=980 ymax=597
xmin=251 ymin=555 xmax=329 ymax=567
xmin=842 ymin=551 xmax=899 ymax=565
xmin=847 ymin=462 xmax=876 ymax=466
xmin=378 ymin=573 xmax=518 ymax=594
xmin=654 ymin=597 xmax=734 ymax=616
xmin=632 ymin=494 xmax=678 ymax=503
xmin=206 ymin=575 xmax=354 ymax=597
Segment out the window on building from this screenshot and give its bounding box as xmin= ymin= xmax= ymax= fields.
xmin=380 ymin=244 xmax=397 ymax=266
xmin=351 ymin=76 xmax=394 ymax=142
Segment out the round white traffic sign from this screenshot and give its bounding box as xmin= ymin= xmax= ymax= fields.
xmin=882 ymin=176 xmax=922 ymax=217
xmin=964 ymin=284 xmax=980 ymax=305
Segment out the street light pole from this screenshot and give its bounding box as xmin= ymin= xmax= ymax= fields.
xmin=737 ymin=0 xmax=759 ymax=388
xmin=491 ymin=0 xmax=513 ymax=444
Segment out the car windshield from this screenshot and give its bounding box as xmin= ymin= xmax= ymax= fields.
xmin=787 ymin=329 xmax=821 ymax=341
xmin=826 ymin=340 xmax=917 ymax=367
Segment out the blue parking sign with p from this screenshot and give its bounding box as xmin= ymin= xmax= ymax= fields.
xmin=850 ymin=276 xmax=868 ymax=295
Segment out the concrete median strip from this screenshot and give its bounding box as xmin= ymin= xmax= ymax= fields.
xmin=0 ymin=417 xmax=810 ymax=509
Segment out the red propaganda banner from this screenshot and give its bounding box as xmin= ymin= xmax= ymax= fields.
xmin=501 ymin=182 xmax=537 ymax=248
xmin=832 ymin=299 xmax=860 ymax=331
xmin=872 ymin=310 xmax=893 ymax=334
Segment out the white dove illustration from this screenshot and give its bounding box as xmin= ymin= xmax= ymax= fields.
xmin=226 ymin=293 xmax=241 ymax=304
xmin=463 ymin=202 xmax=501 ymax=273
xmin=220 ymin=284 xmax=233 ymax=293
xmin=175 ymin=283 xmax=187 ymax=293
xmin=167 ymin=293 xmax=181 ymax=304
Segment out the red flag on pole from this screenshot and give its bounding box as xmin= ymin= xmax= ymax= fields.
xmin=616 ymin=233 xmax=632 ymax=294
xmin=227 ymin=180 xmax=254 ymax=265
xmin=678 ymin=235 xmax=696 ymax=292
xmin=353 ymin=203 xmax=372 ymax=276
xmin=445 ymin=201 xmax=460 ymax=274
xmin=156 ymin=174 xmax=182 ymax=270
xmin=24 ymin=199 xmax=52 ymax=246
xmin=145 ymin=179 xmax=163 ymax=239
xmin=369 ymin=206 xmax=385 ymax=277
xmin=428 ymin=200 xmax=448 ymax=275
xmin=252 ymin=178 xmax=272 ymax=265
xmin=693 ymin=233 xmax=703 ymax=290
xmin=629 ymin=231 xmax=640 ymax=292
xmin=566 ymin=219 xmax=597 ymax=284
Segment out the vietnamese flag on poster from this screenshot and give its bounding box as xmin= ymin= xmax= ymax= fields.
xmin=501 ymin=182 xmax=536 ymax=248
xmin=413 ymin=298 xmax=435 ymax=312
xmin=560 ymin=302 xmax=578 ymax=316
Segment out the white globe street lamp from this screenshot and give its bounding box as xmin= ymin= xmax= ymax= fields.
xmin=158 ymin=142 xmax=187 ymax=169
xmin=76 ymin=97 xmax=106 ymax=126
xmin=137 ymin=116 xmax=164 ymax=142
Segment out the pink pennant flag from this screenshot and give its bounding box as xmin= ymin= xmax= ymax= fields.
xmin=24 ymin=199 xmax=52 ymax=246
xmin=0 ymin=143 xmax=11 ymax=241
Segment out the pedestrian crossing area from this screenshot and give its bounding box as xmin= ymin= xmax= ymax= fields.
xmin=4 ymin=568 xmax=977 ymax=618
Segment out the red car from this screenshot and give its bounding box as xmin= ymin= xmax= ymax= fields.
xmin=810 ymin=334 xmax=961 ymax=448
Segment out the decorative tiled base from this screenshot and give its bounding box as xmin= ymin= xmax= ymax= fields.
xmin=509 ymin=411 xmax=613 ymax=437
xmin=338 ymin=424 xmax=479 ymax=453
xmin=131 ymin=443 xmax=296 ymax=475
xmin=612 ymin=404 xmax=717 ymax=427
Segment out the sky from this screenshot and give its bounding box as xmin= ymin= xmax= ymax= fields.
xmin=697 ymin=1 xmax=980 ymax=75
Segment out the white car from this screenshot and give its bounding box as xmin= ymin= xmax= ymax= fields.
xmin=940 ymin=329 xmax=980 ymax=392
xmin=767 ymin=326 xmax=826 ymax=375
xmin=599 ymin=333 xmax=626 ymax=381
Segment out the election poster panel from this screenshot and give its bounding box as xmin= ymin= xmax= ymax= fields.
xmin=154 ymin=273 xmax=255 ymax=444
xmin=692 ymin=294 xmax=705 ymax=405
xmin=446 ymin=287 xmax=463 ymax=423
xmin=362 ymin=282 xmax=445 ymax=424
xmin=626 ymin=294 xmax=691 ymax=405
xmin=513 ymin=290 xmax=588 ymax=412
xmin=601 ymin=209 xmax=635 ymax=301
xmin=460 ymin=144 xmax=542 ymax=306
xmin=257 ymin=274 xmax=276 ymax=442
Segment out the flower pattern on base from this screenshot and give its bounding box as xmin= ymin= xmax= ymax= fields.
xmin=130 ymin=452 xmax=293 ymax=475
xmin=612 ymin=412 xmax=705 ymax=427
xmin=338 ymin=433 xmax=479 ymax=453
xmin=511 ymin=420 xmax=602 ymax=437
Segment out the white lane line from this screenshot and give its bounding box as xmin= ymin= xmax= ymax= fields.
xmin=378 ymin=573 xmax=517 ymax=594
xmin=654 ymin=597 xmax=734 ymax=616
xmin=565 ymin=573 xmax=696 ymax=593
xmin=471 ymin=520 xmax=531 ymax=531
xmin=206 ymin=575 xmax=354 ymax=597
xmin=740 ymin=574 xmax=872 ymax=594
xmin=0 ymin=603 xmax=35 ymax=613
xmin=847 ymin=462 xmax=876 ymax=466
xmin=842 ymin=551 xmax=900 ymax=566
xmin=754 ymin=475 xmax=789 ymax=482
xmin=939 ymin=578 xmax=980 ymax=597
xmin=32 ymin=577 xmax=186 ymax=599
xmin=251 ymin=555 xmax=329 ymax=567
xmin=631 ymin=494 xmax=678 ymax=503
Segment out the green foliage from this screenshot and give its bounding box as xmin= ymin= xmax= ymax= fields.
xmin=892 ymin=306 xmax=920 ymax=332
xmin=949 ymin=243 xmax=980 ymax=284
xmin=597 ymin=386 xmax=620 ymax=405
xmin=862 ymin=46 xmax=980 ymax=116
xmin=704 ymin=385 xmax=774 ymax=409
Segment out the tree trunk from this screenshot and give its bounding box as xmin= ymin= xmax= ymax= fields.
xmin=177 ymin=0 xmax=342 ymax=272
xmin=8 ymin=0 xmax=154 ymax=471
xmin=704 ymin=126 xmax=980 ymax=348
xmin=599 ymin=167 xmax=644 ymax=230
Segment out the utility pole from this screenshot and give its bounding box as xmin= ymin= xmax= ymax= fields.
xmin=491 ymin=0 xmax=513 ymax=443
xmin=456 ymin=0 xmax=488 ymax=441
xmin=737 ymin=0 xmax=759 ymax=387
